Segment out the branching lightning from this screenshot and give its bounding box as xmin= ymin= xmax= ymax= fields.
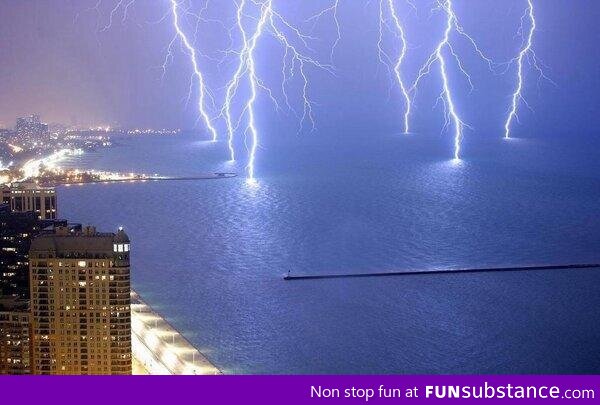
xmin=169 ymin=0 xmax=219 ymax=142
xmin=377 ymin=0 xmax=411 ymax=134
xmin=221 ymin=0 xmax=335 ymax=183
xmin=503 ymin=0 xmax=552 ymax=139
xmin=306 ymin=0 xmax=341 ymax=62
xmin=92 ymin=0 xmax=220 ymax=141
xmin=411 ymin=0 xmax=495 ymax=160
xmin=85 ymin=0 xmax=553 ymax=176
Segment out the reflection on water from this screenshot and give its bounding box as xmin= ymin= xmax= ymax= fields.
xmin=60 ymin=132 xmax=600 ymax=374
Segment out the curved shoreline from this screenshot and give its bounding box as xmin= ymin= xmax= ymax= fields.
xmin=47 ymin=173 xmax=237 ymax=187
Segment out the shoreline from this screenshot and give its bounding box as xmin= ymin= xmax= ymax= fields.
xmin=130 ymin=290 xmax=222 ymax=375
xmin=47 ymin=173 xmax=237 ymax=187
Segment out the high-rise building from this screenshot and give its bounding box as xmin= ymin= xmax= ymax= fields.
xmin=0 ymin=197 xmax=69 ymax=299
xmin=29 ymin=226 xmax=132 ymax=375
xmin=15 ymin=115 xmax=48 ymax=139
xmin=0 ymin=298 xmax=31 ymax=375
xmin=0 ymin=205 xmax=43 ymax=299
xmin=2 ymin=183 xmax=57 ymax=220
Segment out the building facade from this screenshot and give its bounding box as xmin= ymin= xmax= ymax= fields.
xmin=0 ymin=299 xmax=31 ymax=374
xmin=0 ymin=206 xmax=41 ymax=299
xmin=2 ymin=183 xmax=57 ymax=220
xmin=0 ymin=200 xmax=69 ymax=299
xmin=29 ymin=226 xmax=132 ymax=375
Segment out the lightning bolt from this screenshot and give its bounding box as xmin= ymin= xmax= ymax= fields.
xmin=222 ymin=0 xmax=334 ymax=183
xmin=377 ymin=0 xmax=411 ymax=134
xmin=169 ymin=0 xmax=219 ymax=142
xmin=411 ymin=0 xmax=495 ymax=160
xmin=228 ymin=0 xmax=271 ymax=182
xmin=305 ymin=0 xmax=341 ymax=62
xmin=503 ymin=0 xmax=552 ymax=139
xmin=89 ymin=0 xmax=220 ymax=142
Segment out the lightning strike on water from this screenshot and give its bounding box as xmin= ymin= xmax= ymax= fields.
xmin=85 ymin=1 xmax=552 ymax=177
xmin=411 ymin=0 xmax=495 ymax=160
xmin=503 ymin=0 xmax=552 ymax=140
xmin=169 ymin=0 xmax=219 ymax=142
xmin=92 ymin=0 xmax=221 ymax=141
xmin=222 ymin=0 xmax=334 ymax=183
xmin=377 ymin=0 xmax=411 ymax=134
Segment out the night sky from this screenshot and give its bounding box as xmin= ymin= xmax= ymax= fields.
xmin=0 ymin=0 xmax=599 ymax=141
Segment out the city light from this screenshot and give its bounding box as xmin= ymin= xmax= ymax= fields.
xmin=130 ymin=291 xmax=220 ymax=375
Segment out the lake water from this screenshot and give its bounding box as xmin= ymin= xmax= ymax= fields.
xmin=59 ymin=132 xmax=600 ymax=374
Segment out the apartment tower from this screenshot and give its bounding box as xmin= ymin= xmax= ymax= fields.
xmin=29 ymin=226 xmax=131 ymax=374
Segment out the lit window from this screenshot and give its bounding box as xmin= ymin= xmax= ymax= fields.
xmin=77 ymin=261 xmax=86 ymax=267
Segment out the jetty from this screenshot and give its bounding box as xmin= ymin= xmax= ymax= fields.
xmin=283 ymin=263 xmax=600 ymax=281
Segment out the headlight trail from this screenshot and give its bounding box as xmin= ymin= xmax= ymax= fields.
xmin=222 ymin=0 xmax=334 ymax=183
xmin=377 ymin=0 xmax=411 ymax=134
xmin=19 ymin=149 xmax=83 ymax=181
xmin=411 ymin=0 xmax=495 ymax=160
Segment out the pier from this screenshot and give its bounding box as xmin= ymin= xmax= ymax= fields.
xmin=130 ymin=291 xmax=221 ymax=375
xmin=283 ymin=263 xmax=600 ymax=281
xmin=51 ymin=172 xmax=237 ymax=187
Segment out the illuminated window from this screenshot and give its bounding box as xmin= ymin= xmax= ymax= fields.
xmin=77 ymin=261 xmax=86 ymax=267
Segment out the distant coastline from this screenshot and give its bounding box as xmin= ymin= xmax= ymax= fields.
xmin=47 ymin=172 xmax=237 ymax=187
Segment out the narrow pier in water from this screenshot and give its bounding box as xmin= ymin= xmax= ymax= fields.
xmin=284 ymin=263 xmax=600 ymax=281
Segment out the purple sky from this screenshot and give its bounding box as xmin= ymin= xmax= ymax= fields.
xmin=1 ymin=1 xmax=599 ymax=141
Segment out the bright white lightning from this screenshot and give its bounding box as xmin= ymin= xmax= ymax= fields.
xmin=222 ymin=0 xmax=250 ymax=163
xmin=222 ymin=0 xmax=334 ymax=183
xmin=377 ymin=0 xmax=411 ymax=134
xmin=411 ymin=0 xmax=494 ymax=160
xmin=235 ymin=0 xmax=271 ymax=182
xmin=169 ymin=0 xmax=219 ymax=142
xmin=503 ymin=0 xmax=548 ymax=140
xmin=241 ymin=7 xmax=266 ymax=183
xmin=92 ymin=0 xmax=220 ymax=141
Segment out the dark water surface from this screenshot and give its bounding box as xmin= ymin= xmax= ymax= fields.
xmin=60 ymin=132 xmax=600 ymax=373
